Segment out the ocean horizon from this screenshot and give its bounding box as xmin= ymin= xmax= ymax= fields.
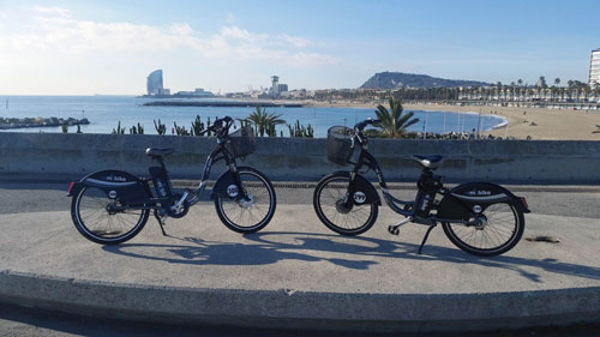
xmin=0 ymin=96 xmax=507 ymax=138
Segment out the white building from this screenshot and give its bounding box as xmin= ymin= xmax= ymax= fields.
xmin=589 ymin=49 xmax=600 ymax=87
xmin=146 ymin=69 xmax=170 ymax=95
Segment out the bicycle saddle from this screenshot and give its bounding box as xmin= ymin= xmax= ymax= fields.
xmin=145 ymin=148 xmax=175 ymax=158
xmin=413 ymin=155 xmax=443 ymax=170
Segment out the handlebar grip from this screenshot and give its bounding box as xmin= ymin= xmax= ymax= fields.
xmin=354 ymin=118 xmax=382 ymax=130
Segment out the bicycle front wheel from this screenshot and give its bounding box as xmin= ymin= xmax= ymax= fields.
xmin=71 ymin=186 xmax=149 ymax=245
xmin=214 ymin=167 xmax=276 ymax=233
xmin=313 ymin=172 xmax=378 ymax=236
xmin=442 ymin=202 xmax=525 ymax=256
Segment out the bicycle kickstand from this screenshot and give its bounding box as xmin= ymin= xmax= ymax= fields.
xmin=418 ymin=222 xmax=437 ymax=254
xmin=153 ymin=210 xmax=168 ymax=236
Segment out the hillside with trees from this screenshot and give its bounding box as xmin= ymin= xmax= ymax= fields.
xmin=360 ymin=72 xmax=491 ymax=89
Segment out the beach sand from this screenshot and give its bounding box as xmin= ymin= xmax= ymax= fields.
xmin=303 ymin=101 xmax=600 ymax=140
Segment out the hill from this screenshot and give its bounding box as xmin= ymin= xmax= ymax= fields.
xmin=360 ymin=72 xmax=491 ymax=89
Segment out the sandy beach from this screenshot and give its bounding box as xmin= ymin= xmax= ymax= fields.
xmin=303 ymin=101 xmax=600 ymax=140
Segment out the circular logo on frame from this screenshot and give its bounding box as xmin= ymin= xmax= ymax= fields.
xmin=108 ymin=190 xmax=118 ymax=199
xmin=227 ymin=185 xmax=239 ymax=198
xmin=353 ymin=191 xmax=367 ymax=204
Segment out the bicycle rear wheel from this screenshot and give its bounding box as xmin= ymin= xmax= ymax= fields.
xmin=313 ymin=172 xmax=378 ymax=235
xmin=214 ymin=167 xmax=276 ymax=233
xmin=442 ymin=202 xmax=524 ymax=256
xmin=71 ymin=186 xmax=149 ymax=245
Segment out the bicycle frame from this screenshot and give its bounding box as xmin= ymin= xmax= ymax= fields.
xmin=348 ymin=147 xmax=528 ymax=228
xmin=147 ymin=137 xmax=248 ymax=213
xmin=356 ymin=151 xmax=415 ymax=217
xmin=68 ymin=132 xmax=248 ymax=217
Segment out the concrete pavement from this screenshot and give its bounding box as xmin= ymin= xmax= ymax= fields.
xmin=1 ymin=192 xmax=599 ymax=333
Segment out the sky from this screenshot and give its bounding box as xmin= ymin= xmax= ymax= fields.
xmin=0 ymin=0 xmax=599 ymax=95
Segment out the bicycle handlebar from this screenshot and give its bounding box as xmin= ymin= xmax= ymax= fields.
xmin=199 ymin=116 xmax=234 ymax=137
xmin=354 ymin=118 xmax=381 ymax=131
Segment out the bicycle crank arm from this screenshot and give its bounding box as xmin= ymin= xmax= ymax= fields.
xmin=171 ymin=190 xmax=189 ymax=211
xmin=388 ymin=216 xmax=413 ymax=235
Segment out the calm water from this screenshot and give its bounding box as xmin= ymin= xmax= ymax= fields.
xmin=0 ymin=96 xmax=506 ymax=137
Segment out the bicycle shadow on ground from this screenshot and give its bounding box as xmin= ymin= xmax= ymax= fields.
xmin=103 ymin=234 xmax=377 ymax=270
xmin=102 ymin=231 xmax=600 ymax=282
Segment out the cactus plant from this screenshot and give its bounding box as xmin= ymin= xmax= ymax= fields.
xmin=287 ymin=120 xmax=314 ymax=138
xmin=112 ymin=121 xmax=125 ymax=134
xmin=191 ymin=115 xmax=205 ymax=136
xmin=129 ymin=123 xmax=143 ymax=134
xmin=154 ymin=119 xmax=166 ymax=135
xmin=174 ymin=121 xmax=190 ymax=136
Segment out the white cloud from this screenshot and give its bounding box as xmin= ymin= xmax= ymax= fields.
xmin=0 ymin=7 xmax=339 ymax=68
xmin=33 ymin=5 xmax=72 ymax=18
xmin=279 ymin=33 xmax=311 ymax=48
xmin=220 ymin=26 xmax=268 ymax=43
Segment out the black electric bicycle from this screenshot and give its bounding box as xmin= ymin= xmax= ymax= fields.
xmin=313 ymin=119 xmax=530 ymax=256
xmin=68 ymin=116 xmax=276 ymax=245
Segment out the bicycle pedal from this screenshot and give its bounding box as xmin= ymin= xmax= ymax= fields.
xmin=388 ymin=225 xmax=400 ymax=236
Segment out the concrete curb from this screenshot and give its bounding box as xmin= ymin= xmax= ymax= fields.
xmin=1 ymin=270 xmax=599 ymax=333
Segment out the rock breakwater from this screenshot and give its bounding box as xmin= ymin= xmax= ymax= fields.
xmin=0 ymin=117 xmax=90 ymax=130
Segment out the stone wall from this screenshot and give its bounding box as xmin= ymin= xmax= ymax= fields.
xmin=1 ymin=132 xmax=600 ymax=184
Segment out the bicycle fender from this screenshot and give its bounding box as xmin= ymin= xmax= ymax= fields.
xmin=212 ymin=170 xmax=238 ymax=199
xmin=69 ymin=170 xmax=148 ymax=204
xmin=331 ymin=170 xmax=381 ymax=206
xmin=437 ymin=182 xmax=529 ymax=220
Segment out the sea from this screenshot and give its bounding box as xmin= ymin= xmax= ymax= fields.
xmin=0 ymin=96 xmax=507 ymax=138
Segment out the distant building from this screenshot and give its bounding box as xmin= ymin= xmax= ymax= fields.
xmin=589 ymin=49 xmax=600 ymax=87
xmin=537 ymin=77 xmax=547 ymax=88
xmin=174 ymin=88 xmax=214 ymax=97
xmin=271 ymin=76 xmax=280 ymax=96
xmin=270 ymin=75 xmax=288 ymax=97
xmin=146 ymin=69 xmax=170 ymax=95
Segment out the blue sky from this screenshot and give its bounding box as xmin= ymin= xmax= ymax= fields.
xmin=0 ymin=0 xmax=598 ymax=95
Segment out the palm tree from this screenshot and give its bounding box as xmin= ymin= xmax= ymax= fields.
xmin=554 ymin=78 xmax=560 ymax=87
xmin=375 ymin=98 xmax=420 ymax=138
xmin=245 ymin=107 xmax=286 ymax=137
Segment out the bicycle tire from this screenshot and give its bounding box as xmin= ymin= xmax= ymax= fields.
xmin=214 ymin=167 xmax=276 ymax=233
xmin=313 ymin=172 xmax=378 ymax=236
xmin=442 ymin=202 xmax=525 ymax=256
xmin=71 ymin=186 xmax=149 ymax=245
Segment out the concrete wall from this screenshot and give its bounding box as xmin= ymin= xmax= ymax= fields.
xmin=2 ymin=132 xmax=600 ymax=184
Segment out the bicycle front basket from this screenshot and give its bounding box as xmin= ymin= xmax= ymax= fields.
xmin=326 ymin=126 xmax=355 ymax=165
xmin=227 ymin=125 xmax=256 ymax=159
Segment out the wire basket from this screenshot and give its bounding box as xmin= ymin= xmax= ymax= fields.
xmin=227 ymin=125 xmax=255 ymax=159
xmin=326 ymin=126 xmax=360 ymax=165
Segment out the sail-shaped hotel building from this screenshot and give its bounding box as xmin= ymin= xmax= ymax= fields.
xmin=147 ymin=70 xmax=170 ymax=96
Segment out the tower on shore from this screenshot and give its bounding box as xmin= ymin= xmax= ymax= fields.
xmin=271 ymin=76 xmax=280 ymax=96
xmin=590 ymin=49 xmax=600 ymax=87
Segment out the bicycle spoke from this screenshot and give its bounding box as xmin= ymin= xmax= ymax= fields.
xmin=75 ymin=187 xmax=146 ymax=241
xmin=216 ymin=170 xmax=274 ymax=231
xmin=446 ymin=203 xmax=519 ymax=252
